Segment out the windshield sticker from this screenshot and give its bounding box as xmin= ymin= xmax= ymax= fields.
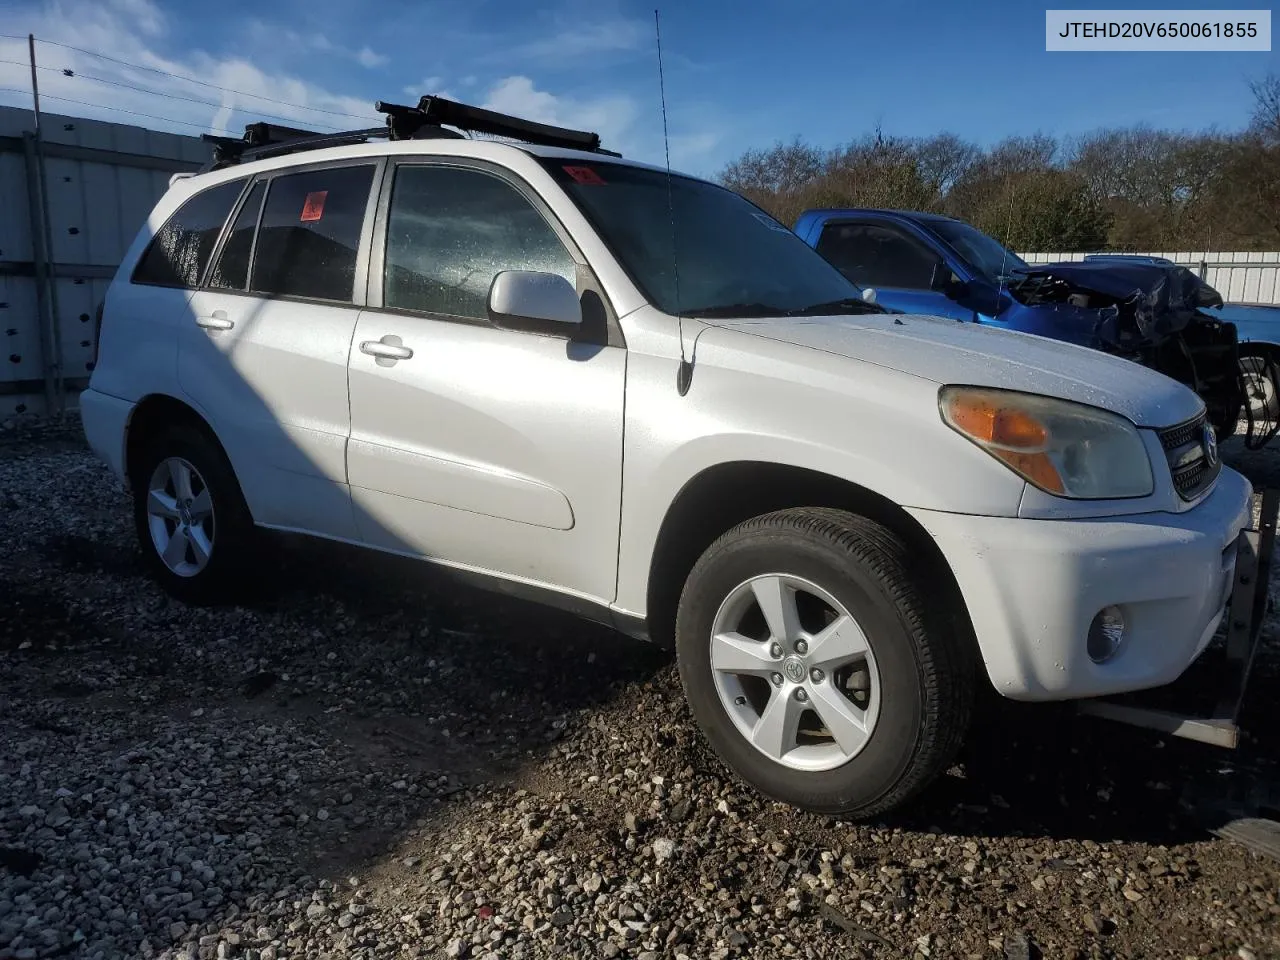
xmin=752 ymin=212 xmax=790 ymax=233
xmin=563 ymin=165 xmax=606 ymax=185
xmin=300 ymin=190 xmax=328 ymax=222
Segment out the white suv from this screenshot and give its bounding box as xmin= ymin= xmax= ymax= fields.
xmin=81 ymin=97 xmax=1251 ymax=818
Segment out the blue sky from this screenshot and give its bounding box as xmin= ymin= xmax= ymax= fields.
xmin=0 ymin=0 xmax=1276 ymax=176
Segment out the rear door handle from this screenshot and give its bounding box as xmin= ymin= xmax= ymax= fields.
xmin=196 ymin=310 xmax=234 ymax=331
xmin=360 ymin=336 xmax=413 ymax=361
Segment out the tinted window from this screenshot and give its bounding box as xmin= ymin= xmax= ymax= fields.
xmin=133 ymin=179 xmax=245 ymax=288
xmin=207 ymin=180 xmax=266 ymax=291
xmin=816 ymin=223 xmax=942 ymax=290
xmin=538 ymin=159 xmax=859 ymax=317
xmin=250 ymin=165 xmax=376 ymax=303
xmin=383 ymin=165 xmax=576 ymax=320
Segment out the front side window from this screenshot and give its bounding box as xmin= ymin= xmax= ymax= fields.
xmin=816 ymin=223 xmax=941 ymax=291
xmin=250 ymin=164 xmax=376 ymax=303
xmin=132 ymin=178 xmax=246 ymax=288
xmin=538 ymin=159 xmax=874 ymax=318
xmin=383 ymin=165 xmax=577 ymax=320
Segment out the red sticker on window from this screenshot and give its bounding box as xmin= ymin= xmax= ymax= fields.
xmin=563 ymin=165 xmax=606 ymax=185
xmin=300 ymin=190 xmax=328 ymax=222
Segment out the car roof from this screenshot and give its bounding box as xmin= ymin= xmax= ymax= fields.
xmin=172 ymin=136 xmax=678 ymax=193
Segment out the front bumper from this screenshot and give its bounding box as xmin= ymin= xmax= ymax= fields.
xmin=908 ymin=467 xmax=1253 ymax=701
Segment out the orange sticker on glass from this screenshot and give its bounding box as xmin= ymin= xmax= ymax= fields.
xmin=563 ymin=165 xmax=606 ymax=185
xmin=300 ymin=190 xmax=328 ymax=222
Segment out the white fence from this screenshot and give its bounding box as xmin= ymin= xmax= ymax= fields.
xmin=1019 ymin=251 xmax=1280 ymax=306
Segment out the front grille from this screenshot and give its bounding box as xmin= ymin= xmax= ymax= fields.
xmin=1158 ymin=410 xmax=1221 ymax=501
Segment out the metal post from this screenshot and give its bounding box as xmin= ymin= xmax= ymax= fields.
xmin=26 ymin=34 xmax=64 ymax=414
xmin=21 ymin=133 xmax=57 ymax=417
xmin=27 ymin=34 xmax=41 ymax=136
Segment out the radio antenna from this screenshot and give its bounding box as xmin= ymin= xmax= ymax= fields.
xmin=655 ymin=9 xmax=692 ymax=396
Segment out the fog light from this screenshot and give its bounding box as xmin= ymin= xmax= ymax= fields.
xmin=1087 ymin=605 xmax=1126 ymax=663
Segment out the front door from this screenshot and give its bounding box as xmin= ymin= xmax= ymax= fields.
xmin=346 ymin=160 xmax=626 ymax=603
xmin=179 ymin=161 xmax=381 ymax=539
xmin=815 ymin=220 xmax=975 ymax=321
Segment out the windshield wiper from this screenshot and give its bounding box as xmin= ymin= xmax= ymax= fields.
xmin=682 ymin=301 xmax=789 ymax=318
xmin=786 ymin=297 xmax=888 ymax=316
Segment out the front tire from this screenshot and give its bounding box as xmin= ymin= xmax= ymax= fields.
xmin=130 ymin=425 xmax=256 ymax=605
xmin=674 ymin=508 xmax=974 ymax=818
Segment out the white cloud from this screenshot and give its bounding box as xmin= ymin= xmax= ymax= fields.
xmin=356 ymin=47 xmax=387 ymax=69
xmin=0 ymin=1 xmax=727 ymax=174
xmin=0 ymin=0 xmax=378 ymax=139
xmin=483 ymin=75 xmax=638 ymax=153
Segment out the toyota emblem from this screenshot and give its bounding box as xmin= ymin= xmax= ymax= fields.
xmin=1203 ymin=423 xmax=1219 ymax=468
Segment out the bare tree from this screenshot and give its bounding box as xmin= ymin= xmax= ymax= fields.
xmin=1250 ymin=72 xmax=1280 ymax=143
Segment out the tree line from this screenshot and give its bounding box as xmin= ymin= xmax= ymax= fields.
xmin=719 ymin=74 xmax=1280 ymax=253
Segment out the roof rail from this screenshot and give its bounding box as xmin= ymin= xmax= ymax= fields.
xmin=198 ymin=93 xmax=619 ymax=171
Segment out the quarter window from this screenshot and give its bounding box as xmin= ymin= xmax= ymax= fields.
xmin=207 ymin=180 xmax=266 ymax=291
xmin=132 ymin=178 xmax=246 ymax=288
xmin=250 ymin=164 xmax=377 ymax=303
xmin=383 ymin=165 xmax=577 ymax=320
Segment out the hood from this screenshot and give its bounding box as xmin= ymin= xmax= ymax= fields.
xmin=1005 ymin=260 xmax=1224 ymax=348
xmin=709 ymin=311 xmax=1204 ymax=429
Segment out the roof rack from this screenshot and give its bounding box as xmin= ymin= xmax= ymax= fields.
xmin=199 ymin=94 xmax=620 ymax=171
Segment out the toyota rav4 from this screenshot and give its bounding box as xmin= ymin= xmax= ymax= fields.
xmin=79 ymin=97 xmax=1252 ymax=818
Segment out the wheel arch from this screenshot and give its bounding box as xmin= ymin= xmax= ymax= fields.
xmin=125 ymin=393 xmax=230 ymax=489
xmin=643 ymin=460 xmax=977 ymax=655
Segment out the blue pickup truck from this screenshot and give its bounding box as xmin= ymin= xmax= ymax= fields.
xmin=794 ymin=208 xmax=1280 ymax=446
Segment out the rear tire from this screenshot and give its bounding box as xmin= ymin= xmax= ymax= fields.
xmin=675 ymin=507 xmax=974 ymax=818
xmin=130 ymin=425 xmax=257 ymax=605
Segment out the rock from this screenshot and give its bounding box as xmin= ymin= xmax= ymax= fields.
xmin=1123 ymin=889 xmax=1145 ymax=902
xmin=652 ymin=838 xmax=676 ymax=861
xmin=445 ymin=939 xmax=468 ymax=958
xmin=1083 ymin=911 xmax=1107 ymax=935
xmin=1004 ymin=931 xmax=1033 ymax=960
xmin=550 ymin=908 xmax=574 ymax=927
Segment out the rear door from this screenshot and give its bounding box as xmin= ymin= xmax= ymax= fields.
xmin=814 ymin=219 xmax=974 ymax=320
xmin=180 ymin=159 xmax=383 ymax=539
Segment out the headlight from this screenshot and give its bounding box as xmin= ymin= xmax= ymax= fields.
xmin=939 ymin=386 xmax=1154 ymax=499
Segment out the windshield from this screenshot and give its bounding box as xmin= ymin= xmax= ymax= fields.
xmin=926 ymin=218 xmax=1028 ymax=282
xmin=538 ymin=159 xmax=873 ymax=317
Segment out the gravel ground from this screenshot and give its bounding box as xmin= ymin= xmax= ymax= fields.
xmin=3 ymin=415 xmax=1280 ymax=960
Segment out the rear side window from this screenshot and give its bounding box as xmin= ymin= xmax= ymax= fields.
xmin=207 ymin=180 xmax=266 ymax=291
xmin=383 ymin=165 xmax=576 ymax=320
xmin=132 ymin=178 xmax=246 ymax=288
xmin=250 ymin=165 xmax=376 ymax=303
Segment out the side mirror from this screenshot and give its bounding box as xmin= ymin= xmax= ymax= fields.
xmin=861 ymin=287 xmax=877 ymax=304
xmin=487 ymin=270 xmax=582 ymax=332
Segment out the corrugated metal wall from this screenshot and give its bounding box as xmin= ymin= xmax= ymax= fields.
xmin=1020 ymin=251 xmax=1280 ymax=306
xmin=0 ymin=104 xmax=209 ymax=421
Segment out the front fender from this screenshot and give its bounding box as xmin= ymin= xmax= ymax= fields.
xmin=612 ymin=346 xmax=1026 ymax=616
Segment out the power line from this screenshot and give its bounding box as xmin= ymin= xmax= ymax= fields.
xmin=0 ymin=86 xmax=237 ymax=136
xmin=0 ymin=58 xmax=345 ymax=132
xmin=32 ymin=36 xmax=377 ymax=123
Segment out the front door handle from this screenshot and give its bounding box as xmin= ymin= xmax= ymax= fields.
xmin=360 ymin=335 xmax=413 ymax=362
xmin=196 ymin=310 xmax=234 ymax=331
